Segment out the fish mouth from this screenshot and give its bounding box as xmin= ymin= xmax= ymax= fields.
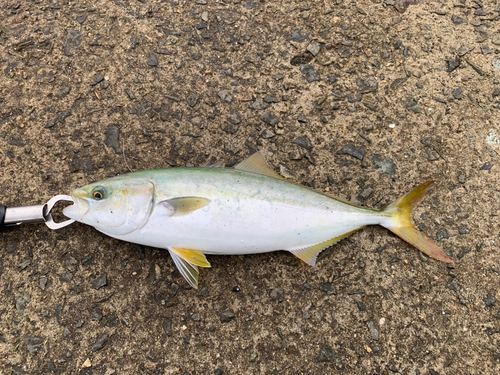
xmin=62 ymin=188 xmax=90 ymax=220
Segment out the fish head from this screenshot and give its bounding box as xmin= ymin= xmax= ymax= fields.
xmin=63 ymin=177 xmax=155 ymax=236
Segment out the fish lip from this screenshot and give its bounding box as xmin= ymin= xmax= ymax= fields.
xmin=62 ymin=191 xmax=90 ymax=219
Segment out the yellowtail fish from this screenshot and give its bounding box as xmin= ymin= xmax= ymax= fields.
xmin=63 ymin=152 xmax=453 ymax=288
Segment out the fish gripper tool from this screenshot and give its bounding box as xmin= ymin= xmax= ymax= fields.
xmin=0 ymin=195 xmax=75 ymax=230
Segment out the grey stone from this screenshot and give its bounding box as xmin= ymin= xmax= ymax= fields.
xmin=292 ymin=136 xmax=313 ymax=150
xmin=249 ymin=100 xmax=269 ymax=110
xmin=218 ymin=90 xmax=232 ymax=103
xmin=270 ymin=287 xmax=284 ymax=301
xmin=162 ymin=319 xmax=173 ymax=336
xmin=390 ymin=77 xmax=407 ymax=91
xmin=436 ymin=229 xmax=449 ymax=241
xmin=187 ymin=92 xmax=199 ymax=107
xmin=371 ymin=154 xmax=397 ymax=175
xmin=319 ymin=283 xmax=337 ymax=295
xmin=337 ymin=143 xmax=365 ymax=160
xmin=24 ymin=336 xmax=44 ymax=354
xmin=356 ymin=76 xmax=378 ymax=93
xmin=447 ymin=59 xmax=460 ymax=73
xmin=192 ymin=313 xmax=201 ymax=321
xmin=307 ymin=41 xmax=321 ymax=56
xmin=64 ymin=29 xmax=81 ymax=56
xmin=90 ymin=75 xmax=104 ymax=86
xmin=105 ymin=126 xmax=120 ymax=153
xmin=125 ymin=89 xmax=136 ymax=100
xmin=15 ymin=293 xmax=31 ymax=315
xmin=354 ymin=299 xmax=366 ymax=311
xmin=302 ymin=310 xmax=311 ymax=319
xmin=367 ymin=321 xmax=379 ymax=340
xmin=18 ymin=260 xmax=31 ymax=270
xmin=406 ymin=100 xmax=421 ymax=113
xmin=452 ymin=88 xmax=463 ymax=99
xmin=220 ymin=310 xmax=235 ymax=323
xmin=92 ymin=333 xmax=109 ymax=351
xmin=317 ymin=344 xmax=335 ymax=362
xmin=300 ymin=64 xmax=320 ymax=83
xmin=290 ymin=29 xmax=309 ymax=42
xmin=481 ymin=45 xmax=492 ymax=55
xmin=261 ymin=111 xmax=279 ymax=126
xmin=92 ymin=274 xmax=108 ymax=290
xmin=221 ymin=123 xmax=239 ymax=134
xmin=483 ymin=296 xmax=496 ymax=308
xmin=475 ymin=8 xmax=487 ymax=16
xmin=227 ymin=110 xmax=242 ymax=124
xmin=264 ymin=95 xmax=279 ymax=103
xmin=457 ymin=247 xmax=471 ymax=259
xmin=147 ymin=55 xmax=158 ymax=66
xmin=261 ymin=129 xmax=275 ymax=139
xmin=359 ymin=187 xmax=374 ymax=200
xmin=459 ymin=225 xmax=469 ymax=235
xmin=71 ymin=156 xmax=96 ymax=173
xmin=480 ymin=162 xmax=493 ymax=171
xmin=452 ymin=15 xmax=467 ymax=25
xmin=8 ymin=136 xmax=25 ymax=147
xmin=57 ymin=111 xmax=72 ymax=122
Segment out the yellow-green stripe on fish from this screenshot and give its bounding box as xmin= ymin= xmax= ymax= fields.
xmin=63 ymin=152 xmax=453 ymax=288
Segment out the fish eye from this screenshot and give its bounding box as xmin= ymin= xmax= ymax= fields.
xmin=92 ymin=187 xmax=106 ymax=201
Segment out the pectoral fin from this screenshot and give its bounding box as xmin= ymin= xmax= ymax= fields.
xmin=168 ymin=248 xmax=210 ymax=289
xmin=289 ymin=228 xmax=363 ymax=266
xmin=160 ymin=197 xmax=211 ymax=217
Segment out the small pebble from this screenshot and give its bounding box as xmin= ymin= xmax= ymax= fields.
xmin=459 ymin=225 xmax=469 ymax=235
xmin=307 ymin=41 xmax=321 ymax=56
xmin=147 ymin=55 xmax=159 ymax=66
xmin=218 ymin=90 xmax=232 ymax=103
xmin=317 ymin=345 xmax=335 ymax=363
xmin=300 ymin=64 xmax=320 ymax=83
xmin=483 ymin=296 xmax=496 ymax=308
xmin=292 ymin=136 xmax=313 ymax=150
xmin=92 ymin=274 xmax=108 ymax=290
xmin=92 ymin=333 xmax=109 ymax=351
xmin=260 ymin=111 xmax=279 ymax=126
xmin=319 ymin=283 xmax=337 ymax=295
xmin=337 ymin=143 xmax=365 ymax=160
xmin=270 ymin=288 xmax=284 ymax=300
xmin=219 ymin=310 xmax=235 ymax=323
xmin=367 ymin=321 xmax=379 ymax=340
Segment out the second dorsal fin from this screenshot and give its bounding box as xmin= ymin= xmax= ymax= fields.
xmin=234 ymin=151 xmax=284 ymax=180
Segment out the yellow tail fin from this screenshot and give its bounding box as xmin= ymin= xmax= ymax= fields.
xmin=382 ymin=181 xmax=453 ymax=264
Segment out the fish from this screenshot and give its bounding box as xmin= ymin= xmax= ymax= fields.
xmin=63 ymin=151 xmax=453 ymax=288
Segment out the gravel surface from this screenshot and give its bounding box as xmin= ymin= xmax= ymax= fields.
xmin=1 ymin=0 xmax=500 ymax=374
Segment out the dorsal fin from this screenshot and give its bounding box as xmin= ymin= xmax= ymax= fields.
xmin=234 ymin=152 xmax=284 ymax=180
xmin=236 ymin=151 xmax=363 ymax=209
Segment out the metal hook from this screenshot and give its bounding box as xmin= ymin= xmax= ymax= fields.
xmin=44 ymin=195 xmax=75 ymax=230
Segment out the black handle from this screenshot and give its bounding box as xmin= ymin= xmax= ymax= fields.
xmin=0 ymin=205 xmax=6 ymax=230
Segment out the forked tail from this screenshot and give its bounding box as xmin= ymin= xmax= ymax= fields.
xmin=382 ymin=181 xmax=453 ymax=263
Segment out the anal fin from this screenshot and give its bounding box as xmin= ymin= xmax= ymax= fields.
xmin=289 ymin=228 xmax=363 ymax=266
xmin=169 ymin=247 xmax=211 ymax=268
xmin=167 ymin=247 xmax=211 ymax=289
